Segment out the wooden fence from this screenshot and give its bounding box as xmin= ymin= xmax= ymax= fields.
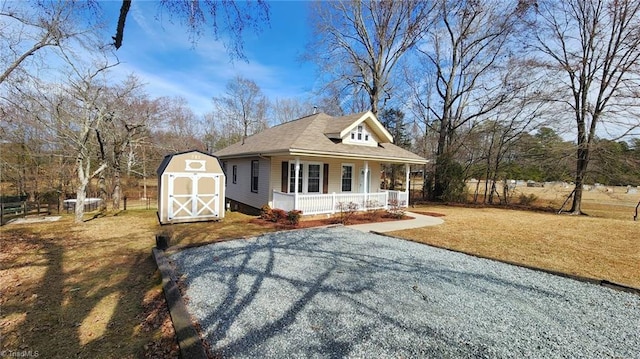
xmin=0 ymin=201 xmax=56 ymax=226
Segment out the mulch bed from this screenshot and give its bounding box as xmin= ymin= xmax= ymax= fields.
xmin=250 ymin=212 xmax=414 ymax=230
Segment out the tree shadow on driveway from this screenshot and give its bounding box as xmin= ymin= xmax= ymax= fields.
xmin=170 ymin=226 xmax=586 ymax=358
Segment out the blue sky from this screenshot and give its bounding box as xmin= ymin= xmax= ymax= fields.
xmin=107 ymin=1 xmax=318 ymax=117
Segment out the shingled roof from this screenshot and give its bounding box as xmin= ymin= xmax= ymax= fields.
xmin=214 ymin=111 xmax=427 ymax=164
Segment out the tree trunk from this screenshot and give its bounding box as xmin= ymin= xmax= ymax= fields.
xmin=95 ymin=128 xmax=108 ymax=211
xmin=112 ymin=161 xmax=121 ymax=210
xmin=75 ymin=158 xmax=89 ymax=223
xmin=74 ymin=155 xmax=107 ymax=223
xmin=390 ymin=165 xmax=396 ymax=190
xmin=422 ymin=163 xmax=429 ymax=200
xmin=473 ymin=179 xmax=481 ymax=203
xmin=489 ymin=180 xmax=498 ymax=204
xmin=75 ymin=181 xmax=87 ymax=223
xmin=97 ymin=171 xmax=108 ymax=211
xmin=502 ymin=178 xmax=509 ymax=205
xmin=569 ymin=147 xmax=589 ymax=214
xmin=432 ymin=127 xmax=449 ymax=201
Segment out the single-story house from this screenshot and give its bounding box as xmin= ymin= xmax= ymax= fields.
xmin=213 ymin=111 xmax=428 ymax=215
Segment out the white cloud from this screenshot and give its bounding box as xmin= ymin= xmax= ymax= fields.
xmin=107 ymin=1 xmax=317 ymax=115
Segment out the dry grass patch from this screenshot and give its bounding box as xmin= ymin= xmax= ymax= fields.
xmin=3 ymin=202 xmax=636 ymax=357
xmin=0 ymin=210 xmax=174 ymax=359
xmin=393 ymin=205 xmax=639 ymax=289
xmin=0 ymin=209 xmax=276 ymax=358
xmin=1 ymin=211 xmax=158 ymax=358
xmin=164 ymin=211 xmax=277 ymax=251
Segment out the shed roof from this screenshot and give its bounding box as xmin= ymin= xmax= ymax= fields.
xmin=156 ymin=149 xmax=219 ymax=175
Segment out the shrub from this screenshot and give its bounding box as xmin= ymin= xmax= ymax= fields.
xmin=518 ymin=193 xmax=538 ymax=206
xmin=363 ymin=200 xmax=383 ymax=221
xmin=386 ymin=199 xmax=406 ymax=219
xmin=271 ymin=209 xmax=287 ymax=223
xmin=286 ymin=210 xmax=302 ymax=226
xmin=259 ymin=204 xmax=273 ymax=221
xmin=336 ymin=201 xmax=359 ymax=225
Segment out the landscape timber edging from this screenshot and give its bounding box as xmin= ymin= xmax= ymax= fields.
xmin=152 ymin=247 xmax=208 ymax=359
xmin=370 ymin=231 xmax=640 ymax=296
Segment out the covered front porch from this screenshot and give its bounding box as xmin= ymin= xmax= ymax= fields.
xmin=272 ymin=189 xmax=409 ymax=215
xmin=271 ymin=160 xmax=412 ymax=215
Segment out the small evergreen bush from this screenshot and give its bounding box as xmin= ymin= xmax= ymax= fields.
xmin=286 ymin=210 xmax=302 ymax=226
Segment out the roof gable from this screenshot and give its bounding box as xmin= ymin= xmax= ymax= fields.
xmin=339 ymin=111 xmax=393 ymax=143
xmin=156 ymin=149 xmax=220 ymax=175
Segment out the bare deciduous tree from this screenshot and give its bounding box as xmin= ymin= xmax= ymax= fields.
xmin=307 ymin=0 xmax=433 ymax=116
xmin=418 ymin=0 xmax=524 ymax=200
xmin=95 ymin=75 xmax=155 ymax=210
xmin=5 ymin=48 xmax=120 ymax=222
xmin=151 ymin=96 xmax=205 ymax=153
xmin=271 ymin=97 xmax=313 ymax=124
xmin=211 ymin=76 xmax=269 ymax=145
xmin=0 ymin=1 xmax=100 ymax=85
xmin=528 ymin=0 xmax=640 ymax=214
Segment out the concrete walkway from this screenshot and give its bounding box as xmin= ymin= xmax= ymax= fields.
xmin=347 ymin=211 xmax=444 ymax=233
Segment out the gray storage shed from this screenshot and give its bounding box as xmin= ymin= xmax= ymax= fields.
xmin=157 ymin=150 xmax=225 ymax=224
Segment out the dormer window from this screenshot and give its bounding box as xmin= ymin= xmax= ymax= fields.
xmin=350 ymin=125 xmax=370 ymax=143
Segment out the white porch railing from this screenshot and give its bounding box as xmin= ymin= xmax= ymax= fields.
xmin=386 ymin=190 xmax=408 ymax=207
xmin=272 ymin=190 xmax=408 ymax=215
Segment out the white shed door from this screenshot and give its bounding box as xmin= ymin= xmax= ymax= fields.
xmin=167 ymin=173 xmax=221 ymax=220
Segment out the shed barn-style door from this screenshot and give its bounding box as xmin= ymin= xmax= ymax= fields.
xmin=167 ymin=173 xmax=221 ymax=221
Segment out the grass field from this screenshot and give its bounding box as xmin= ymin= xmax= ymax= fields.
xmin=397 ymin=204 xmax=639 ymax=289
xmin=468 ymin=181 xmax=640 ymax=219
xmin=0 ymin=210 xmax=274 ymax=358
xmin=1 ymin=191 xmax=638 ymax=358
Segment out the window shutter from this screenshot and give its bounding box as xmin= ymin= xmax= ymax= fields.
xmin=281 ymin=161 xmax=288 ymax=193
xmin=323 ymin=163 xmax=329 ymax=194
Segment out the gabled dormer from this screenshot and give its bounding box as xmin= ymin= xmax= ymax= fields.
xmin=324 ymin=111 xmax=394 ymax=148
xmin=344 ymin=122 xmax=378 ymax=147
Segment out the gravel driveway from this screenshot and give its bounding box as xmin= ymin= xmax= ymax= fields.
xmin=170 ymin=227 xmax=640 ymax=358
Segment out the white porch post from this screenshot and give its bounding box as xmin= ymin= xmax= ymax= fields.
xmin=294 ymin=157 xmax=300 ymax=210
xmin=405 ymin=164 xmax=410 ymax=208
xmin=364 ymin=161 xmax=369 ymax=206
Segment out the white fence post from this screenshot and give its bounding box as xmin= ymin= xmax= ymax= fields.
xmin=384 ymin=191 xmax=389 ymax=210
xmin=331 ymin=192 xmax=336 ymax=214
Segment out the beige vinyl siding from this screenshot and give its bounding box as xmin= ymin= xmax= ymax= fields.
xmin=269 ymin=156 xmax=382 ymax=197
xmin=224 ymin=157 xmax=271 ymax=209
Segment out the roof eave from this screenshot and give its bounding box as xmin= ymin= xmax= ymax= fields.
xmin=215 ymin=150 xmax=291 ymax=159
xmin=289 ymin=149 xmax=428 ymax=164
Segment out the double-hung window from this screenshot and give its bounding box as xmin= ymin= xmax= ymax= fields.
xmin=288 ymin=161 xmax=322 ymax=193
xmin=307 ymin=164 xmax=321 ymax=193
xmin=341 ymin=164 xmax=354 ymax=192
xmin=251 ymin=160 xmax=259 ymax=193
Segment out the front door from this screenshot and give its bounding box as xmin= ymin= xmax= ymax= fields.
xmin=359 ymin=168 xmax=371 ymax=193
